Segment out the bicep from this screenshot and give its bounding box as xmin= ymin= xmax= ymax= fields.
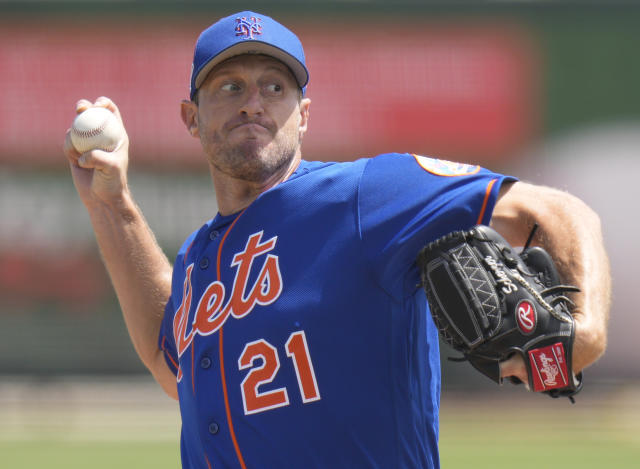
xmin=489 ymin=180 xmax=600 ymax=248
xmin=490 ymin=182 xmax=610 ymax=372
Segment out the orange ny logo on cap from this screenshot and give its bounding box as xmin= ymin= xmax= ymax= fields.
xmin=236 ymin=16 xmax=263 ymax=39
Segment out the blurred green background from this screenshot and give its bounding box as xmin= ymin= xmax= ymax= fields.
xmin=0 ymin=1 xmax=638 ymax=467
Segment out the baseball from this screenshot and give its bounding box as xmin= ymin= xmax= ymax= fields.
xmin=70 ymin=107 xmax=124 ymax=153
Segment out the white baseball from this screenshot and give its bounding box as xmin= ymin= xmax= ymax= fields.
xmin=70 ymin=107 xmax=125 ymax=153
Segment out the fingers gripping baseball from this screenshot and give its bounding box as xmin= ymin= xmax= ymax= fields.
xmin=64 ymin=97 xmax=130 ymax=204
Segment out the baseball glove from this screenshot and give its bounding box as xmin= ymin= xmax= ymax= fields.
xmin=417 ymin=224 xmax=583 ymax=401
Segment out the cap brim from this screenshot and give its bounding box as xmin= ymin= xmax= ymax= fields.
xmin=194 ymin=41 xmax=309 ymax=91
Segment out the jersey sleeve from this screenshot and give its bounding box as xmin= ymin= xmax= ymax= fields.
xmin=358 ymin=153 xmax=517 ymax=294
xmin=157 ymin=229 xmax=200 ymax=377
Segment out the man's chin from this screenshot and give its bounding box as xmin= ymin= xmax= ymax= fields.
xmin=209 ymin=136 xmax=297 ymax=182
xmin=229 ymin=126 xmax=272 ymax=144
xmin=232 ymin=137 xmax=272 ymax=157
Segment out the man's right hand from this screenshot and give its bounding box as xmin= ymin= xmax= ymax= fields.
xmin=63 ymin=97 xmax=130 ymax=208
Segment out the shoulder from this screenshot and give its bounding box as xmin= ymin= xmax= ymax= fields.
xmin=362 ymin=152 xmax=493 ymax=178
xmin=360 ymin=152 xmax=508 ymax=189
xmin=294 ymin=158 xmax=368 ymax=178
xmin=295 ymin=153 xmax=428 ymax=182
xmin=279 ymin=159 xmax=370 ymax=196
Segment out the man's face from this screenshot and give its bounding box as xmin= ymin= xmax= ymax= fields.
xmin=191 ymin=54 xmax=310 ymax=183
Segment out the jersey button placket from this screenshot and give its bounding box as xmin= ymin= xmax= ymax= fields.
xmin=199 ymin=256 xmax=209 ymax=269
xmin=208 ymin=421 xmax=220 ymax=435
xmin=200 ymin=356 xmax=212 ymax=369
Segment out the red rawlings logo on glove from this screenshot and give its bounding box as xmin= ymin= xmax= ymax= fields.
xmin=528 ymin=343 xmax=570 ymax=392
xmin=516 ymin=300 xmax=536 ymax=335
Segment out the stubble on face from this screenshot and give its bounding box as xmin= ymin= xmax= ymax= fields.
xmin=199 ymin=109 xmax=301 ymax=183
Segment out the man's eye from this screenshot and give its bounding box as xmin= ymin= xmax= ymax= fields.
xmin=265 ymin=83 xmax=282 ymax=94
xmin=221 ymin=83 xmax=241 ymax=92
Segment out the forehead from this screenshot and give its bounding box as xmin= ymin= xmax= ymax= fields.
xmin=208 ymin=54 xmax=296 ymax=81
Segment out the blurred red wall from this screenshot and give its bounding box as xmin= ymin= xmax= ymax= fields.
xmin=0 ymin=20 xmax=539 ymax=167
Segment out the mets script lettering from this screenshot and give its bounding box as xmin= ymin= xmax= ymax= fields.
xmin=173 ymin=231 xmax=283 ymax=359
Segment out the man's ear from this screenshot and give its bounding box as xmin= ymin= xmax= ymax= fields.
xmin=180 ymin=99 xmax=199 ymax=138
xmin=299 ymin=97 xmax=311 ymax=136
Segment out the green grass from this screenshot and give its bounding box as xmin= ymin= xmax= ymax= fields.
xmin=1 ymin=380 xmax=638 ymax=468
xmin=0 ymin=441 xmax=180 ymax=469
xmin=439 ymin=388 xmax=640 ymax=469
xmin=440 ymin=425 xmax=640 ymax=469
xmin=2 ymin=427 xmax=637 ymax=469
xmin=3 ymin=417 xmax=637 ymax=469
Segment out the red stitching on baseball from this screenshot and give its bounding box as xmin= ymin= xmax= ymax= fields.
xmin=73 ymin=119 xmax=108 ymax=138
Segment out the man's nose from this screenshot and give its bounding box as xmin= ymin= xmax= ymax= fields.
xmin=240 ymin=86 xmax=264 ymax=116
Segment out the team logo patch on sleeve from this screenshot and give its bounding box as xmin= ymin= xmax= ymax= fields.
xmin=413 ymin=154 xmax=480 ymax=176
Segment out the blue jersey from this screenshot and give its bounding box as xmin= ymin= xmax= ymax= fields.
xmin=159 ymin=153 xmax=514 ymax=469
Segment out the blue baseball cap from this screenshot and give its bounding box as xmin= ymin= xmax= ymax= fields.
xmin=189 ymin=11 xmax=309 ymax=100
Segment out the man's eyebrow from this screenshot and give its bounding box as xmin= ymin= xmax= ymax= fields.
xmin=208 ymin=68 xmax=236 ymax=79
xmin=263 ymin=64 xmax=297 ymax=81
xmin=265 ymin=63 xmax=290 ymax=73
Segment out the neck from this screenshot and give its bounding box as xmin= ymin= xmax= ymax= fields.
xmin=210 ymin=154 xmax=302 ymax=216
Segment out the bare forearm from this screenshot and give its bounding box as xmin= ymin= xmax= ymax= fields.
xmin=530 ymin=197 xmax=610 ymax=372
xmin=492 ymin=182 xmax=611 ymax=372
xmin=87 ymin=192 xmax=172 ymax=370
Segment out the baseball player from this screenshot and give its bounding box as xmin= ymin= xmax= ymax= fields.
xmin=63 ymin=10 xmax=610 ymax=469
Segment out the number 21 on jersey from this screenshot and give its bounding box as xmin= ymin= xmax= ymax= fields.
xmin=239 ymin=330 xmax=321 ymax=415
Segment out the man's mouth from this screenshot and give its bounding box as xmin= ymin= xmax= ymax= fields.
xmin=234 ymin=122 xmax=269 ymax=132
xmin=228 ymin=119 xmax=272 ymax=133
